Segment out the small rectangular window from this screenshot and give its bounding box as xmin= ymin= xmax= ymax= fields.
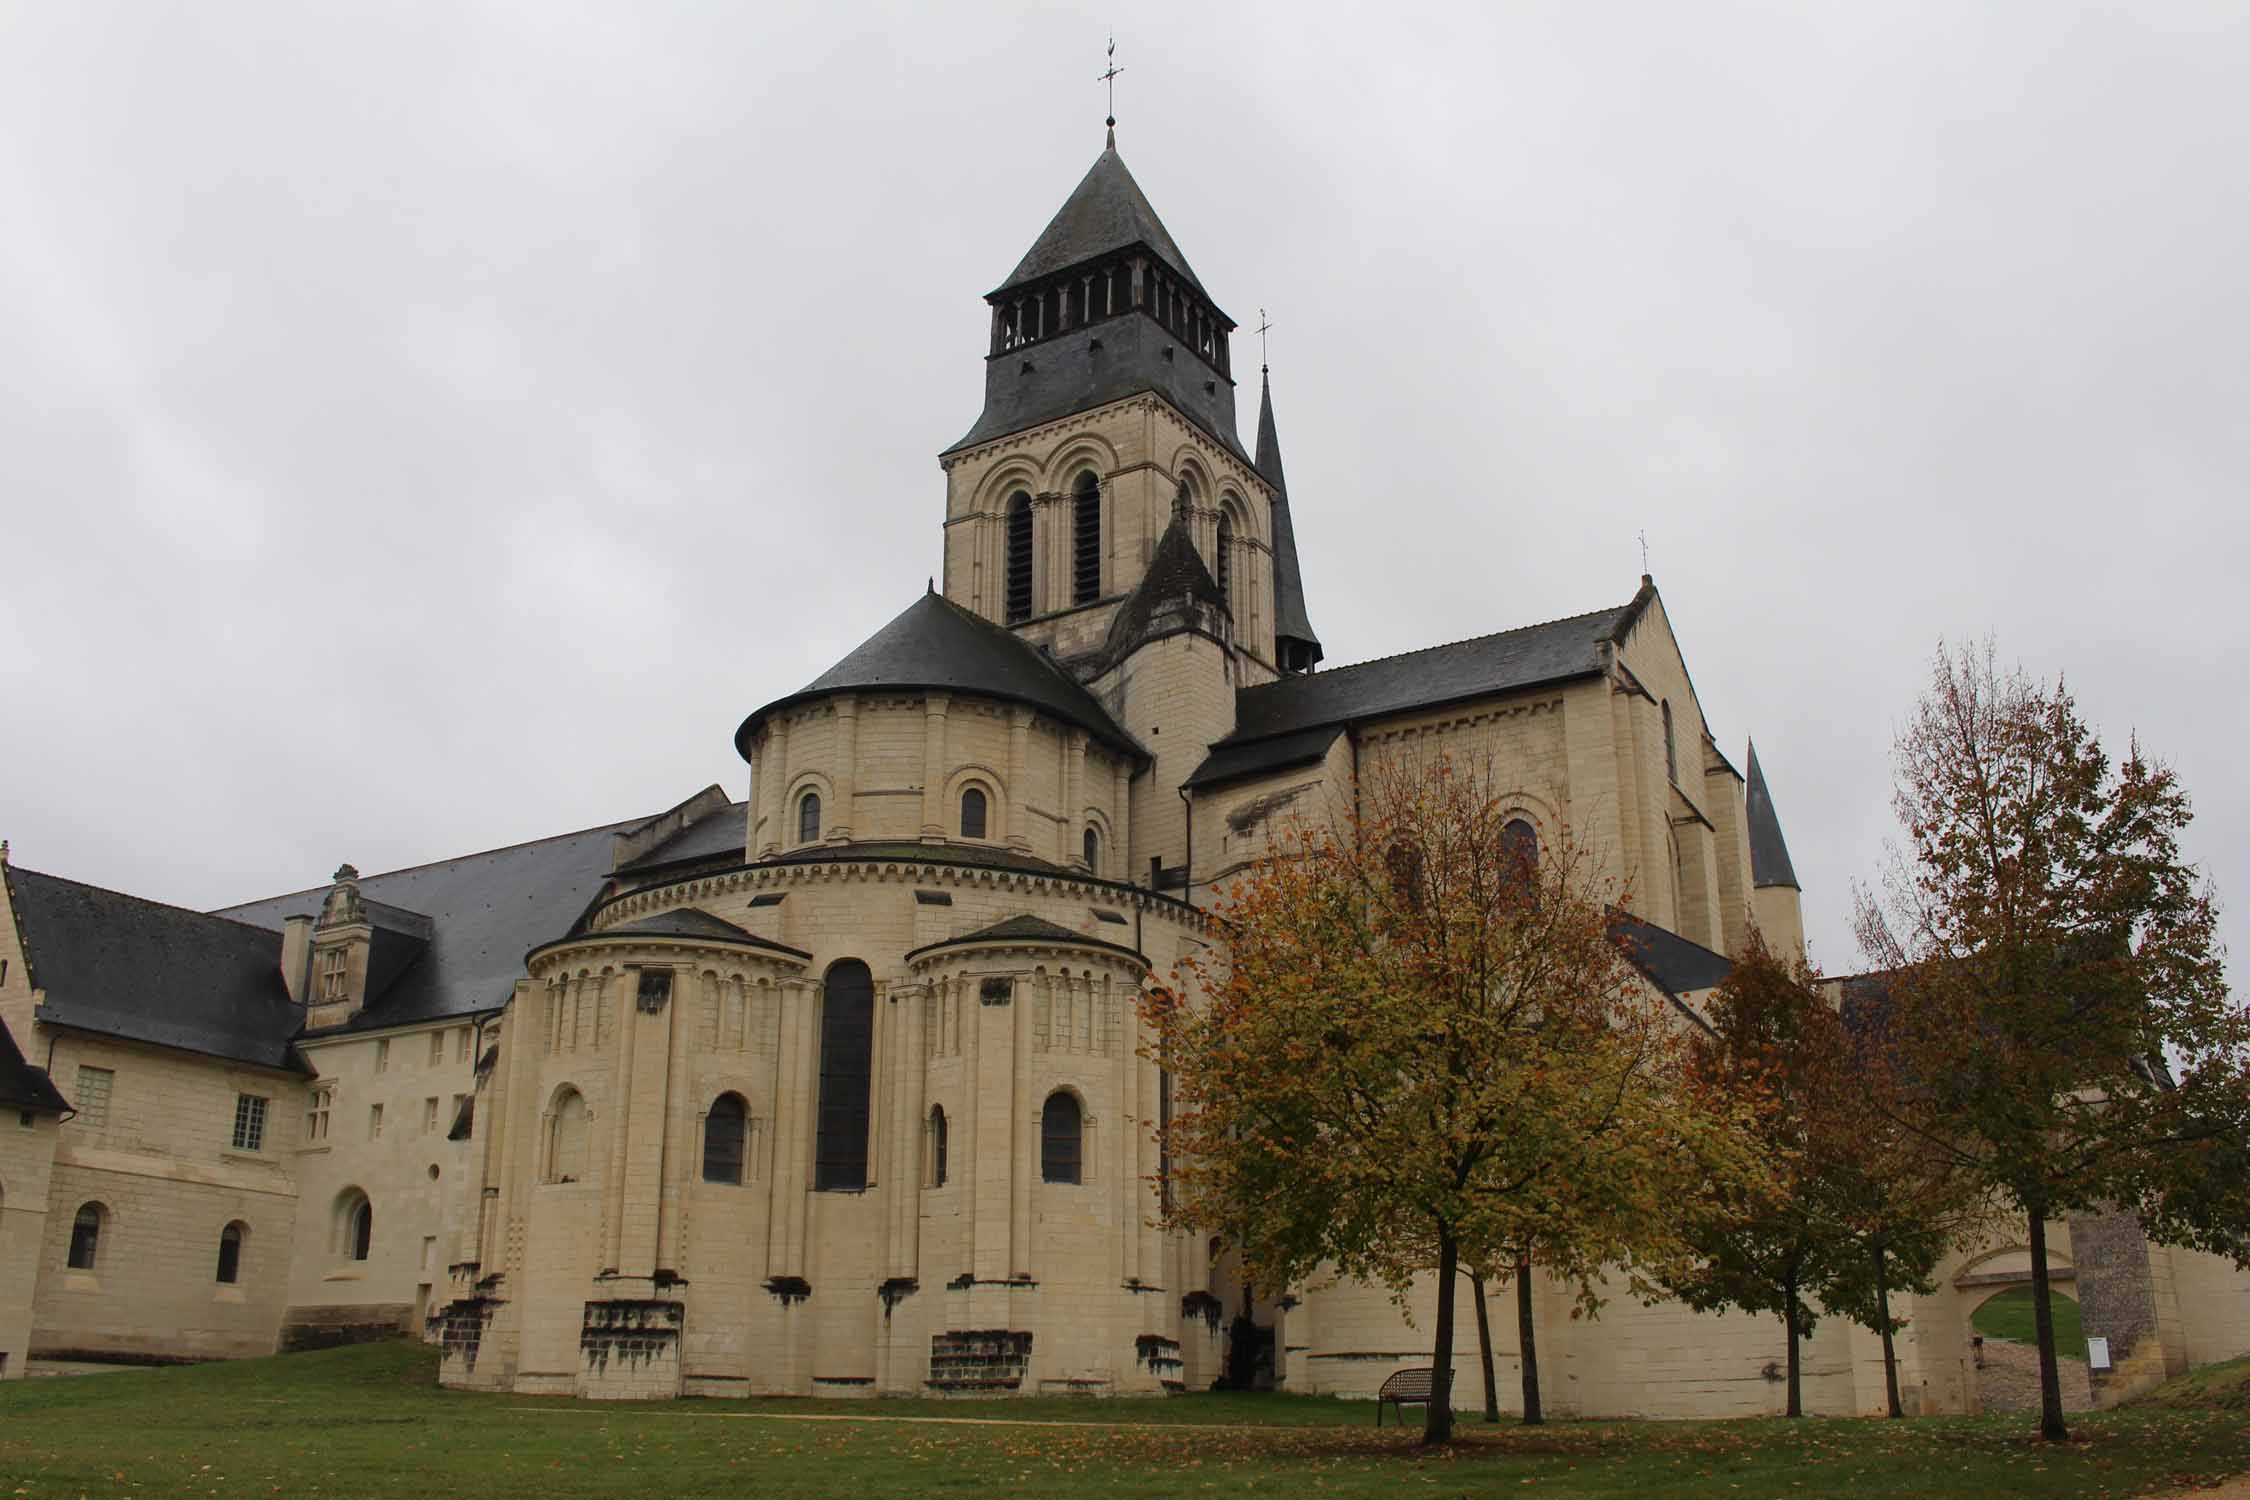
xmin=369 ymin=1102 xmax=384 ymax=1139
xmin=231 ymin=1094 xmax=268 ymax=1152
xmin=421 ymin=1235 xmax=437 ymax=1273
xmin=318 ymin=947 xmax=346 ymax=1002
xmin=429 ymin=1032 xmax=445 ymax=1067
xmin=375 ymin=1040 xmax=390 ymax=1073
xmin=423 ymin=1096 xmax=439 ymax=1135
xmin=74 ymin=1066 xmax=114 ymax=1130
xmin=456 ymin=1028 xmax=471 ymax=1064
xmin=305 ymin=1086 xmax=333 ymax=1143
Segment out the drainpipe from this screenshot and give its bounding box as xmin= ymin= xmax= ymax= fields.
xmin=1177 ymin=784 xmax=1194 ymax=906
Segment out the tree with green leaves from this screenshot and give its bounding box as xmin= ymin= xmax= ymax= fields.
xmin=1143 ymin=753 xmax=1768 ymax=1444
xmin=1856 ymin=641 xmax=2250 ymax=1441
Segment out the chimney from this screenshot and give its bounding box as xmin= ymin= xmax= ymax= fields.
xmin=280 ymin=915 xmax=313 ymax=1004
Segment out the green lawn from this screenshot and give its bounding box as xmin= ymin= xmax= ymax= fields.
xmin=3 ymin=1342 xmax=2246 ymax=1499
xmin=1974 ymin=1286 xmax=2089 ymax=1358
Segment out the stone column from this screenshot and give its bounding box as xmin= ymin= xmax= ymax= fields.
xmin=972 ymin=976 xmax=1014 ymax=1282
xmin=1005 ymin=709 xmax=1033 ymax=852
xmin=1064 ymin=731 xmax=1087 ymax=868
xmin=920 ymin=694 xmax=950 ymax=842
xmin=617 ymin=964 xmax=678 ymax=1276
xmin=1011 ymin=969 xmax=1036 ymax=1278
xmin=601 ymin=970 xmax=638 ymax=1271
xmin=830 ymin=696 xmax=858 ymax=842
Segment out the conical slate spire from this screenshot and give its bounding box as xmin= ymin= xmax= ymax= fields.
xmin=1745 ymin=740 xmax=1800 ymax=891
xmin=994 ymin=142 xmax=1208 ymax=298
xmin=1255 ymin=369 xmax=1323 ymax=671
xmin=1102 ymin=504 xmax=1227 ymax=666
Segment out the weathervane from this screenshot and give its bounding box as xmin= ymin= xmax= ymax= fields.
xmin=1100 ymin=36 xmax=1123 ymax=141
xmin=1256 ymin=308 xmax=1273 ymax=373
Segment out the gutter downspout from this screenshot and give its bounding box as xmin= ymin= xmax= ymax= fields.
xmin=1177 ymin=784 xmax=1194 ymax=907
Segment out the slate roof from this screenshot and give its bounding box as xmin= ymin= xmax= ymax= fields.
xmin=573 ymin=909 xmax=810 ymax=960
xmin=1216 ymin=597 xmax=1642 ymax=751
xmin=1186 ymin=724 xmax=1342 ymax=790
xmin=994 ymin=142 xmax=1211 ymax=301
xmin=6 ymin=864 xmax=307 ymax=1072
xmin=767 ymin=839 xmax=1066 ymax=877
xmin=621 ymin=801 xmax=747 ymax=873
xmin=737 ymin=591 xmax=1145 ymax=763
xmin=1610 ymin=912 xmax=1735 ymax=999
xmin=0 ymin=1011 xmax=70 ymax=1114
xmin=904 ymin=913 xmax=1146 ymax=964
xmin=1745 ymin=741 xmax=1800 ymax=891
xmin=1254 ymin=370 xmax=1321 ymax=665
xmin=1102 ymin=506 xmax=1226 ymax=665
xmin=219 ymin=816 xmax=642 ymax=1033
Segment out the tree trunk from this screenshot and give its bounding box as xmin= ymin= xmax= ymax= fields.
xmin=2027 ymin=1209 xmax=2069 ymax=1442
xmin=1784 ymin=1263 xmax=1803 ymax=1419
xmin=1424 ymin=1233 xmax=1459 ymax=1444
xmin=1516 ymin=1245 xmax=1544 ymax=1425
xmin=1469 ymin=1272 xmax=1499 ymax=1422
xmin=1874 ymin=1241 xmax=1903 ymax=1419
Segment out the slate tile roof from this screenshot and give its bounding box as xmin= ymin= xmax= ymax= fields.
xmin=620 ymin=801 xmax=748 ymax=873
xmin=994 ymin=143 xmax=1210 ymax=300
xmin=1746 ymin=741 xmax=1801 ymax=891
xmin=6 ymin=863 xmax=307 ymax=1072
xmin=0 ymin=1011 xmax=70 ymax=1114
xmin=904 ymin=912 xmax=1145 ymax=964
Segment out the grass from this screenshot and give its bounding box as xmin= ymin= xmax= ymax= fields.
xmin=2 ymin=1341 xmax=2246 ymax=1498
xmin=1973 ymin=1286 xmax=2089 ymax=1357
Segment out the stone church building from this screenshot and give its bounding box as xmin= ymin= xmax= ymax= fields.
xmin=3 ymin=130 xmax=2245 ymax=1413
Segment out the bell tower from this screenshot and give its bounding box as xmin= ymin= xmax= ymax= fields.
xmin=937 ymin=130 xmax=1317 ymax=685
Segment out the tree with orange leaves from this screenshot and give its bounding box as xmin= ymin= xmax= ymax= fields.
xmin=1142 ymin=753 xmax=1769 ymax=1444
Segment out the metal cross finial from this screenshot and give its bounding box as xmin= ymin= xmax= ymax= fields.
xmin=1100 ymin=36 xmax=1123 ymax=133
xmin=1638 ymin=529 xmax=1650 ymax=575
xmin=1256 ymin=308 xmax=1273 ymax=372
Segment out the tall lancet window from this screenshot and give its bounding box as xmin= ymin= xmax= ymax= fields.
xmin=814 ymin=960 xmax=875 ymax=1190
xmin=1004 ymin=491 xmax=1034 ymax=623
xmin=1072 ymin=470 xmax=1101 ymax=605
xmin=1214 ymin=511 xmax=1235 ymax=614
xmin=1662 ymin=700 xmax=1677 ymax=785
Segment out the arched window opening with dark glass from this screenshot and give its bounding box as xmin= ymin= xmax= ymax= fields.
xmin=1662 ymin=700 xmax=1676 ymax=784
xmin=797 ymin=790 xmax=821 ymax=846
xmin=1502 ymin=818 xmax=1540 ymax=896
xmin=814 ymin=961 xmax=875 ymax=1190
xmin=704 ymin=1092 xmax=747 ymax=1184
xmin=340 ymin=1193 xmax=373 ymax=1262
xmin=547 ymin=1089 xmax=588 ymax=1183
xmin=961 ymin=787 xmax=988 ymax=840
xmin=1005 ymin=492 xmax=1034 ymax=623
xmin=1083 ymin=825 xmax=1099 ymax=874
xmin=216 ymin=1221 xmax=246 ymax=1284
xmin=67 ymin=1202 xmax=104 ymax=1271
xmin=1072 ymin=470 xmax=1101 ymax=605
xmin=929 ymin=1105 xmax=948 ymax=1188
xmin=1215 ymin=512 xmax=1235 ymax=613
xmin=1041 ymin=1090 xmax=1083 ymax=1184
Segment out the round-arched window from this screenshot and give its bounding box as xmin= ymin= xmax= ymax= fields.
xmin=1083 ymin=825 xmax=1100 ymax=874
xmin=928 ymin=1104 xmax=949 ymax=1188
xmin=1041 ymin=1091 xmax=1083 ymax=1185
xmin=336 ymin=1191 xmax=373 ymax=1262
xmin=797 ymin=791 xmax=822 ymax=845
xmin=547 ymin=1090 xmax=589 ymax=1184
xmin=961 ymin=787 xmax=988 ymax=840
xmin=704 ymin=1092 xmax=747 ymax=1185
xmin=1005 ymin=492 xmax=1034 ymax=623
xmin=68 ymin=1201 xmax=106 ymax=1271
xmin=216 ymin=1221 xmax=247 ymax=1284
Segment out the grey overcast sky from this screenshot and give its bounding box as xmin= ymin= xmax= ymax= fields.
xmin=2 ymin=2 xmax=2244 ymax=977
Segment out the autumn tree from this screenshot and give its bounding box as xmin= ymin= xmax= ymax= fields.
xmin=1856 ymin=642 xmax=2250 ymax=1442
xmin=1661 ymin=938 xmax=1859 ymax=1418
xmin=1143 ymin=753 xmax=1766 ymax=1445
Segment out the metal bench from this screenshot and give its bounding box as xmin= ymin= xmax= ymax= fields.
xmin=1375 ymin=1365 xmax=1442 ymax=1426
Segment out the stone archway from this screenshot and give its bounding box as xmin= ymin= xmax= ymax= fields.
xmin=1956 ymin=1249 xmax=2093 ymax=1414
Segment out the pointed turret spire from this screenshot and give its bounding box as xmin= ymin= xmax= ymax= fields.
xmin=1255 ymin=368 xmax=1323 ymax=672
xmin=1744 ymin=740 xmax=1800 ymax=891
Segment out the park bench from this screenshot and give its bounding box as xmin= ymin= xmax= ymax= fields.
xmin=1375 ymin=1365 xmax=1443 ymax=1426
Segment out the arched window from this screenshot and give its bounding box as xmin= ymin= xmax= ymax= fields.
xmin=1083 ymin=825 xmax=1100 ymax=874
xmin=336 ymin=1191 xmax=373 ymax=1262
xmin=1215 ymin=511 xmax=1235 ymax=613
xmin=797 ymin=790 xmax=821 ymax=845
xmin=1072 ymin=470 xmax=1101 ymax=605
xmin=67 ymin=1202 xmax=105 ymax=1270
xmin=960 ymin=786 xmax=988 ymax=840
xmin=547 ymin=1089 xmax=588 ymax=1184
xmin=215 ymin=1221 xmax=246 ymax=1284
xmin=1004 ymin=491 xmax=1034 ymax=623
xmin=1041 ymin=1090 xmax=1083 ymax=1184
xmin=703 ymin=1092 xmax=747 ymax=1184
xmin=1502 ymin=818 xmax=1540 ymax=895
xmin=928 ymin=1105 xmax=949 ymax=1188
xmin=1662 ymin=700 xmax=1676 ymax=784
xmin=814 ymin=961 xmax=875 ymax=1190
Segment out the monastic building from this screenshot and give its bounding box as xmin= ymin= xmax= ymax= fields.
xmin=2 ymin=128 xmax=2244 ymax=1413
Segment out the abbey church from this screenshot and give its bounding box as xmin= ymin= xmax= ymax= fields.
xmin=3 ymin=129 xmax=2244 ymax=1414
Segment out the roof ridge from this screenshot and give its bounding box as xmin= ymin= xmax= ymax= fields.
xmin=1249 ymin=600 xmax=1631 ymax=697
xmin=212 ymin=811 xmax=652 ymax=914
xmin=14 ymin=864 xmax=291 ymax=941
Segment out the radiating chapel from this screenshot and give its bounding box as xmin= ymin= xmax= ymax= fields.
xmin=3 ymin=127 xmax=2244 ymax=1413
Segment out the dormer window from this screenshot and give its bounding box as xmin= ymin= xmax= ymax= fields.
xmin=318 ymin=948 xmax=346 ymax=1003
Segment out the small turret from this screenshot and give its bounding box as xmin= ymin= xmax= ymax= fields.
xmin=1745 ymin=741 xmax=1806 ymax=960
xmin=1254 ymin=369 xmax=1322 ymax=672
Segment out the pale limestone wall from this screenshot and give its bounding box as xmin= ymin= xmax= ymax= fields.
xmin=941 ymin=394 xmax=1281 ymax=677
xmin=28 ymin=1032 xmax=299 ymax=1360
xmin=2168 ymin=1245 xmax=2250 ymax=1370
xmin=1098 ymin=631 xmax=1242 ymax=882
xmin=0 ymin=1111 xmax=58 ymax=1378
xmin=747 ymin=696 xmax=1134 ymax=879
xmin=1749 ymin=884 xmax=1808 ymax=964
xmin=447 ymin=860 xmax=1206 ymax=1399
xmin=287 ymin=1021 xmax=484 ymax=1342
